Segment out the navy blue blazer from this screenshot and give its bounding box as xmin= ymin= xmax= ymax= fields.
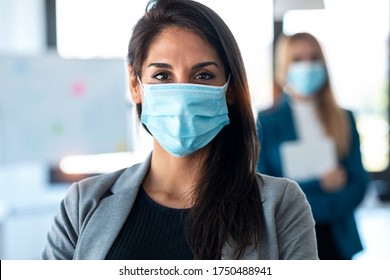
xmin=256 ymin=95 xmax=369 ymax=259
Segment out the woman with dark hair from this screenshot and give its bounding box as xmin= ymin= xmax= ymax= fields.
xmin=42 ymin=0 xmax=318 ymax=260
xmin=257 ymin=32 xmax=368 ymax=259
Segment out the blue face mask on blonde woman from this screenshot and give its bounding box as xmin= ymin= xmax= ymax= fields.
xmin=287 ymin=61 xmax=327 ymax=97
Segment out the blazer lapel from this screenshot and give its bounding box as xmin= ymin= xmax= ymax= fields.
xmin=74 ymin=154 xmax=152 ymax=259
xmin=278 ymin=95 xmax=298 ymax=142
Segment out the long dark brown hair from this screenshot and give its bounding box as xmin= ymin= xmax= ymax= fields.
xmin=127 ymin=0 xmax=263 ymax=259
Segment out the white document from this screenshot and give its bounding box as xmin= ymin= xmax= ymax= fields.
xmin=280 ymin=138 xmax=337 ymax=181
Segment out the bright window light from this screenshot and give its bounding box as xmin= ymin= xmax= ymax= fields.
xmin=56 ymin=0 xmax=146 ymax=59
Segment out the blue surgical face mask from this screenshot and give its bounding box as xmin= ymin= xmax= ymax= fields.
xmin=139 ymin=78 xmax=230 ymax=157
xmin=287 ymin=61 xmax=327 ymax=97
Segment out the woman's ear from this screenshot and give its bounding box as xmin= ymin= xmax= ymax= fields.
xmin=226 ymin=86 xmax=235 ymax=105
xmin=128 ymin=65 xmax=142 ymax=104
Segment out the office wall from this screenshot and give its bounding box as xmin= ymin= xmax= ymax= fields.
xmin=0 ymin=55 xmax=129 ymax=163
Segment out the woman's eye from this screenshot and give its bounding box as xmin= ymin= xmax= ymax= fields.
xmin=195 ymin=71 xmax=215 ymax=80
xmin=151 ymin=72 xmax=169 ymax=81
xmin=292 ymin=57 xmax=303 ymax=62
xmin=310 ymin=56 xmax=321 ymax=61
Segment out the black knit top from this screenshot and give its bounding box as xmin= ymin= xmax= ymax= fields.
xmin=105 ymin=187 xmax=193 ymax=260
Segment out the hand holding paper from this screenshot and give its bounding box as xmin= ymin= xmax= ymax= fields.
xmin=280 ymin=137 xmax=337 ymax=181
xmin=320 ymin=166 xmax=347 ymax=192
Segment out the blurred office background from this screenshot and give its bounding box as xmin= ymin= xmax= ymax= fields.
xmin=0 ymin=0 xmax=389 ymax=259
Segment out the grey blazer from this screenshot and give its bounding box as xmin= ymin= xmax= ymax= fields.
xmin=41 ymin=154 xmax=318 ymax=260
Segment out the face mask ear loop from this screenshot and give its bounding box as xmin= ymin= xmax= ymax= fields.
xmin=223 ymin=74 xmax=231 ymax=92
xmin=222 ymin=75 xmax=231 ymax=98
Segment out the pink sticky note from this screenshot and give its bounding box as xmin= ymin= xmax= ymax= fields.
xmin=71 ymin=80 xmax=87 ymax=97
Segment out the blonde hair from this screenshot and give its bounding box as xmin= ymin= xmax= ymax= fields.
xmin=274 ymin=32 xmax=351 ymax=158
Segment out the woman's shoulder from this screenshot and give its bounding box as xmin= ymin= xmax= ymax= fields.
xmin=343 ymin=108 xmax=356 ymax=123
xmin=256 ymin=173 xmax=307 ymax=206
xmin=72 ymin=168 xmax=128 ymax=196
xmin=66 ymin=159 xmax=150 ymax=203
xmin=258 ymin=103 xmax=284 ymax=117
xmin=256 ymin=173 xmax=316 ymax=239
xmin=257 ymin=96 xmax=290 ymax=120
xmin=255 ymin=173 xmax=317 ymax=260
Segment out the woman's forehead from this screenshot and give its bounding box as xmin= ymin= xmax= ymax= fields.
xmin=290 ymin=40 xmax=321 ymax=57
xmin=143 ymin=27 xmax=222 ymax=67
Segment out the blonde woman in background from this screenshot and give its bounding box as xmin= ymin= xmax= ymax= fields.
xmin=256 ymin=32 xmax=369 ymax=259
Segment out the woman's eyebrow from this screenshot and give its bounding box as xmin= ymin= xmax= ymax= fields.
xmin=192 ymin=61 xmax=220 ymax=69
xmin=147 ymin=62 xmax=173 ymax=68
xmin=147 ymin=61 xmax=219 ymax=69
